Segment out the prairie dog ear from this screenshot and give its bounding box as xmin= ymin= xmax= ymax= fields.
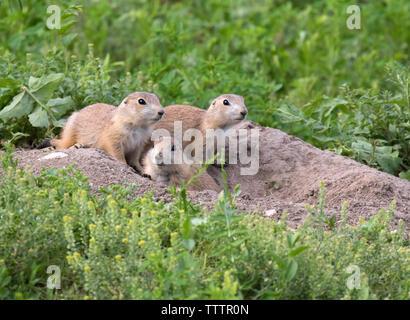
xmin=119 ymin=97 xmax=129 ymax=106
xmin=208 ymin=99 xmax=217 ymax=110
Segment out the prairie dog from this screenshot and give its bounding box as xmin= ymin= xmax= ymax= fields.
xmin=152 ymin=94 xmax=247 ymax=162
xmin=143 ymin=136 xmax=221 ymax=192
xmin=48 ymin=92 xmax=164 ymax=171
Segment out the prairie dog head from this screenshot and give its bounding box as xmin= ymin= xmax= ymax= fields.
xmin=150 ymin=136 xmax=178 ymax=168
xmin=206 ymin=94 xmax=248 ymax=130
xmin=119 ymin=91 xmax=164 ymax=125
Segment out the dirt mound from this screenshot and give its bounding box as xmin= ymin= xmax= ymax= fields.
xmin=6 ymin=120 xmax=410 ymax=230
xmin=214 ymin=121 xmax=410 ymax=230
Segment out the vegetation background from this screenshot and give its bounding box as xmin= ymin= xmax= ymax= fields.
xmin=0 ymin=0 xmax=409 ymax=300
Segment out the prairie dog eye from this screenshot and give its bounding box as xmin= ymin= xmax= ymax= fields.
xmin=223 ymin=99 xmax=230 ymax=106
xmin=171 ymin=145 xmax=175 ymax=152
xmin=138 ymin=98 xmax=146 ymax=105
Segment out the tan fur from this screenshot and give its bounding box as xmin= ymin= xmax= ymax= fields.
xmin=142 ymin=137 xmax=221 ymax=192
xmin=155 ymin=94 xmax=247 ymax=140
xmin=150 ymin=94 xmax=247 ymax=162
xmin=51 ymin=92 xmax=164 ymax=170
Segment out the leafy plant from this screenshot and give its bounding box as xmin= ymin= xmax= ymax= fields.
xmin=0 ymin=73 xmax=72 ymax=129
xmin=275 ymin=64 xmax=410 ymax=178
xmin=305 ymin=181 xmax=336 ymax=229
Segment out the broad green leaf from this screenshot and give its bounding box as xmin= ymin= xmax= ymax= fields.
xmin=0 ymin=78 xmax=20 ymax=88
xmin=292 ymin=234 xmax=301 ymax=247
xmin=312 ymin=135 xmax=338 ymax=143
xmin=47 ymin=96 xmax=74 ymax=118
xmin=0 ymin=88 xmax=17 ymax=105
xmin=28 ymin=73 xmax=64 ymax=103
xmin=352 ymin=140 xmax=402 ymax=174
xmin=59 ymin=20 xmax=77 ymax=35
xmin=229 ymin=237 xmax=248 ymax=248
xmin=52 ymin=118 xmax=67 ymax=128
xmin=0 ymin=78 xmax=21 ymax=105
xmin=28 ymin=106 xmax=49 ymax=128
xmin=285 ymin=260 xmax=298 ymax=282
xmin=322 ymin=98 xmax=348 ymax=118
xmin=62 ymin=33 xmax=78 ymax=46
xmin=272 ymin=83 xmax=283 ymax=92
xmin=0 ymin=92 xmax=34 ymax=119
xmin=276 ymin=103 xmax=307 ymax=123
xmin=286 ymin=233 xmax=292 ymax=248
xmin=289 ymin=246 xmax=309 ymax=257
xmin=352 ymin=140 xmax=373 ymax=155
xmin=399 ymin=170 xmax=410 ymax=181
xmin=286 ymin=233 xmax=300 ymax=248
xmin=374 ymin=147 xmax=402 ymax=174
xmin=182 ymin=218 xmax=192 ymax=239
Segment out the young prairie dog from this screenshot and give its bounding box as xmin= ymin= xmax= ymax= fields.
xmin=152 ymin=94 xmax=247 ymax=162
xmin=41 ymin=92 xmax=164 ymax=172
xmin=142 ymin=136 xmax=221 ymax=192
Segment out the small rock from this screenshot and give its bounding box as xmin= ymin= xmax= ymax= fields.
xmin=265 ymin=209 xmax=277 ymax=217
xmin=39 ymin=152 xmax=68 ymax=160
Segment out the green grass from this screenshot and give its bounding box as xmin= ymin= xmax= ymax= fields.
xmin=0 ymin=149 xmax=409 ymax=300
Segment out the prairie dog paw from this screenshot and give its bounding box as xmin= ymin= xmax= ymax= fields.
xmin=142 ymin=173 xmax=152 ymax=179
xmin=130 ymin=164 xmax=146 ymax=176
xmin=70 ymin=143 xmax=85 ymax=149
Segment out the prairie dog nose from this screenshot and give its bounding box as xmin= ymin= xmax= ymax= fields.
xmin=240 ymin=110 xmax=248 ymax=117
xmin=158 ymin=110 xmax=164 ymax=117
